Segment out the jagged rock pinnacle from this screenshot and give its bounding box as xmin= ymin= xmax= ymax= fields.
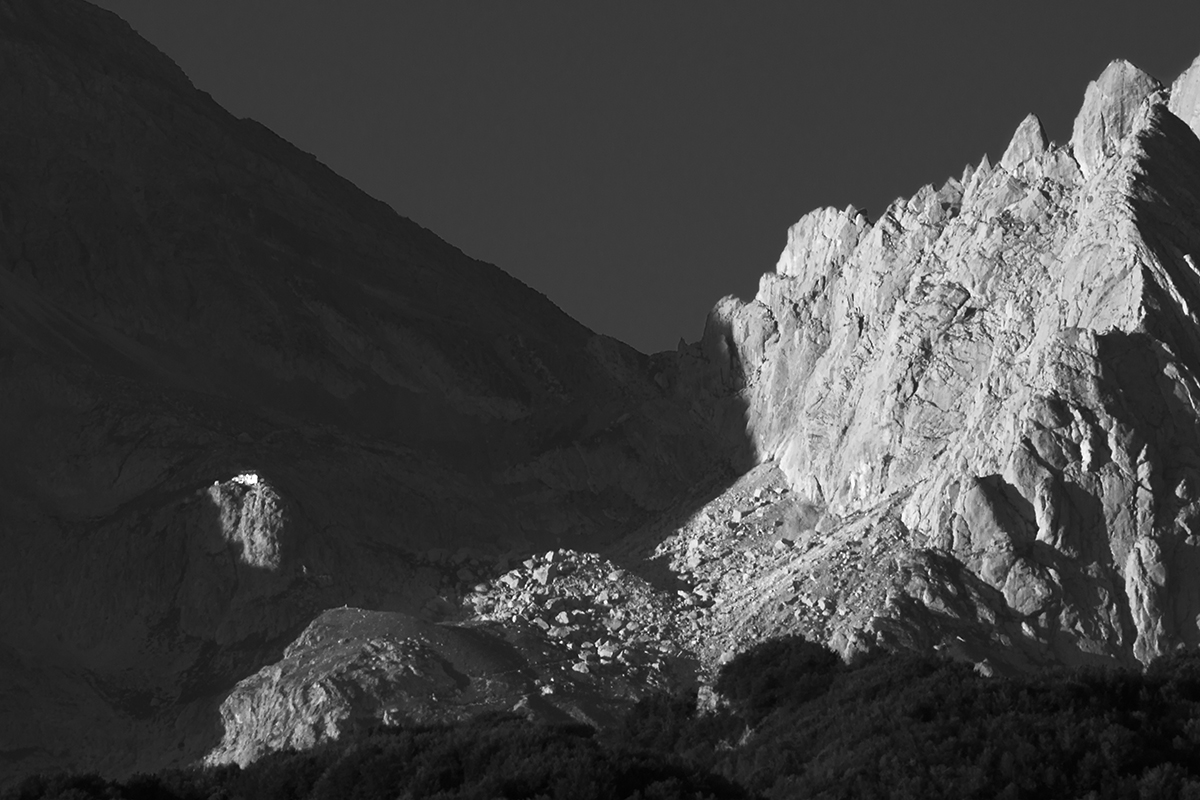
xmin=699 ymin=53 xmax=1200 ymax=671
xmin=1070 ymin=59 xmax=1162 ymax=178
xmin=1000 ymin=113 xmax=1049 ymax=172
xmin=1169 ymin=52 xmax=1200 ymax=139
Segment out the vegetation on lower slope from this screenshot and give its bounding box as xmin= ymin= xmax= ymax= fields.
xmin=3 ymin=717 xmax=748 ymax=800
xmin=625 ymin=640 xmax=1200 ymax=799
xmin=11 ymin=638 xmax=1200 ymax=799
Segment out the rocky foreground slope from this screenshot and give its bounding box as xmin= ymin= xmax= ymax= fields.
xmin=6 ymin=0 xmax=1200 ymax=784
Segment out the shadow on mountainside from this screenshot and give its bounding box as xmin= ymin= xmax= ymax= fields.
xmin=587 ymin=313 xmax=758 ymax=594
xmin=0 ymin=0 xmax=762 ymax=781
xmin=0 ymin=435 xmax=319 ymax=784
xmin=0 ymin=240 xmax=757 ymax=785
xmin=1094 ymin=330 xmax=1200 ymax=653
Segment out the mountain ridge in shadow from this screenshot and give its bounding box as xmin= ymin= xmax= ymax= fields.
xmin=0 ymin=0 xmax=754 ymax=782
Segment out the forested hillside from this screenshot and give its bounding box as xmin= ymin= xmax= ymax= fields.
xmin=10 ymin=639 xmax=1200 ymax=799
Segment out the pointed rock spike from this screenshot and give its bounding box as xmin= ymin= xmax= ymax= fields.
xmin=1000 ymin=113 xmax=1049 ymax=171
xmin=1070 ymin=58 xmax=1162 ymax=178
xmin=1169 ymin=52 xmax=1200 ymax=140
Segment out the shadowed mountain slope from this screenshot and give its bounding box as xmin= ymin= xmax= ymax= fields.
xmin=0 ymin=0 xmax=740 ymax=781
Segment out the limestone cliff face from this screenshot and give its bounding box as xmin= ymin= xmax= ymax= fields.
xmin=704 ymin=58 xmax=1200 ymax=667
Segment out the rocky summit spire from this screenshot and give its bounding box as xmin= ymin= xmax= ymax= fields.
xmin=1069 ymin=59 xmax=1162 ymax=179
xmin=1169 ymin=52 xmax=1200 ymax=139
xmin=1000 ymin=113 xmax=1049 ymax=173
xmin=698 ymin=53 xmax=1200 ymax=671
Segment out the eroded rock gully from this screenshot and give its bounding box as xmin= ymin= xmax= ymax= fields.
xmin=6 ymin=0 xmax=1200 ymax=783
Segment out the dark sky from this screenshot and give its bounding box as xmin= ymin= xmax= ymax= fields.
xmin=90 ymin=1 xmax=1200 ymax=354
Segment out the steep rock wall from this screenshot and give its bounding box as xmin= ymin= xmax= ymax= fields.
xmin=708 ymin=59 xmax=1200 ymax=666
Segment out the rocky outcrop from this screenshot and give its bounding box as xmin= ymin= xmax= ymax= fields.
xmin=1070 ymin=60 xmax=1162 ymax=178
xmin=1000 ymin=114 xmax=1049 ymax=172
xmin=1169 ymin=53 xmax=1200 ymax=138
xmin=207 ymin=549 xmax=709 ymax=766
xmin=204 ymin=608 xmax=563 ymax=767
xmin=689 ymin=55 xmax=1200 ymax=669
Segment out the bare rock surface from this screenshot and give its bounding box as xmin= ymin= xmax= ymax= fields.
xmin=203 ymin=605 xmax=654 ymax=768
xmin=661 ymin=56 xmax=1200 ymax=674
xmin=1000 ymin=114 xmax=1049 ymax=172
xmin=1070 ymin=59 xmax=1162 ymax=178
xmin=208 ymin=548 xmax=712 ymax=766
xmin=1170 ymin=53 xmax=1200 ymax=138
